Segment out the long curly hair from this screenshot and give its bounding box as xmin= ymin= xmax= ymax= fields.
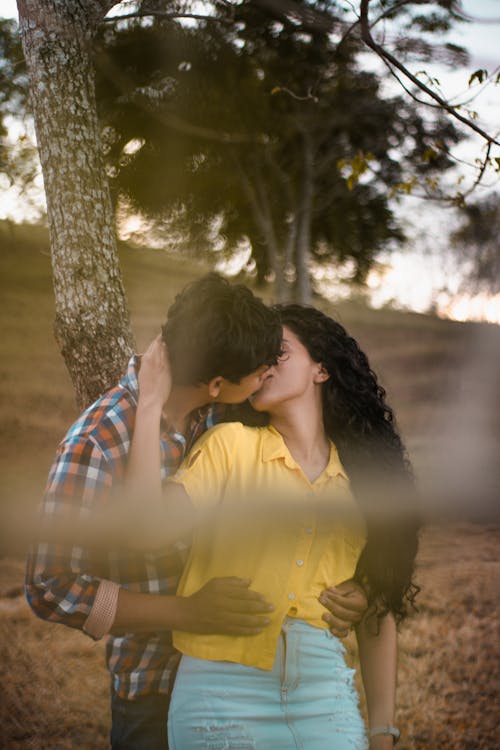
xmin=276 ymin=304 xmax=420 ymax=623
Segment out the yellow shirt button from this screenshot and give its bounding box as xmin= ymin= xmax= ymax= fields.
xmin=296 ymin=559 xmax=304 ymax=567
xmin=288 ymin=592 xmax=296 ymax=600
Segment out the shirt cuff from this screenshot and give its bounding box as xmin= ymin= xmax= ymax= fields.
xmin=83 ymin=579 xmax=120 ymax=640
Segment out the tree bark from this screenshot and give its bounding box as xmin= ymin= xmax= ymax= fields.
xmin=17 ymin=0 xmax=135 ymax=408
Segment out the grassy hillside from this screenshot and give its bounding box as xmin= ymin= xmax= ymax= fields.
xmin=0 ymin=221 xmax=499 ymax=749
xmin=1 ymin=220 xmax=498 ymax=539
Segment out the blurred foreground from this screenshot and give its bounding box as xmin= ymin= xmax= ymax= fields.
xmin=1 ymin=523 xmax=498 ymax=749
xmin=0 ymin=222 xmax=499 ymax=747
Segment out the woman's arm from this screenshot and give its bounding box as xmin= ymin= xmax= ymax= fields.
xmin=356 ymin=611 xmax=398 ymax=750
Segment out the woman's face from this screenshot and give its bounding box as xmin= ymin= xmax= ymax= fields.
xmin=250 ymin=326 xmax=327 ymax=412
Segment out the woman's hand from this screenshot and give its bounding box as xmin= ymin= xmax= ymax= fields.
xmin=138 ymin=335 xmax=172 ymax=411
xmin=319 ymin=578 xmax=368 ymax=637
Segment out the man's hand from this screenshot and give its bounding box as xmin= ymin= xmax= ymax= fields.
xmin=177 ymin=577 xmax=275 ymax=636
xmin=319 ymin=578 xmax=368 ymax=638
xmin=138 ymin=335 xmax=172 ymax=411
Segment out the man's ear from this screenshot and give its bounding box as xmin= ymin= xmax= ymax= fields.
xmin=313 ymin=364 xmax=330 ymax=384
xmin=208 ymin=376 xmax=223 ymax=399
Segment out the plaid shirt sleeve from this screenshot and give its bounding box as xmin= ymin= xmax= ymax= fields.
xmin=25 ymin=434 xmax=116 ymax=636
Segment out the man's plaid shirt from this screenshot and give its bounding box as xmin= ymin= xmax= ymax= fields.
xmin=25 ymin=356 xmax=221 ymax=699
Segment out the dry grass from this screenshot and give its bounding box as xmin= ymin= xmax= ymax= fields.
xmin=2 ymin=525 xmax=498 ymax=749
xmin=1 ymin=222 xmax=499 ymax=748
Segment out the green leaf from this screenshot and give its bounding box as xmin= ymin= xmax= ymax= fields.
xmin=468 ymin=69 xmax=488 ymax=87
xmin=422 ymin=147 xmax=438 ymax=163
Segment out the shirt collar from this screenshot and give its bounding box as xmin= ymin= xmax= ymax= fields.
xmin=261 ymin=425 xmax=348 ymax=481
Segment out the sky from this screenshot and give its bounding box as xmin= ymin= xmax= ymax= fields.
xmin=1 ymin=0 xmax=499 ymax=322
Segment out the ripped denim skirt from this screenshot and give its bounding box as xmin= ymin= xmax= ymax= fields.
xmin=167 ymin=618 xmax=367 ymax=750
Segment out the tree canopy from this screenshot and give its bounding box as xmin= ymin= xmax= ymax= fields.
xmin=94 ymin=1 xmax=465 ymax=300
xmin=0 ymin=18 xmax=36 ymax=200
xmin=12 ymin=0 xmax=500 ymax=400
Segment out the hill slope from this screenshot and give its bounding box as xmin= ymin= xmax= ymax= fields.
xmin=1 ymin=221 xmax=498 ymax=534
xmin=0 ymin=222 xmax=498 ymax=750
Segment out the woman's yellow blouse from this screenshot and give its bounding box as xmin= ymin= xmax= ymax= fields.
xmin=170 ymin=422 xmax=366 ymax=670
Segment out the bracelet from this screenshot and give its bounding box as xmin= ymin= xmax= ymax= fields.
xmin=369 ymin=725 xmax=400 ymax=744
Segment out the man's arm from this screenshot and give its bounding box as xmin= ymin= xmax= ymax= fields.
xmin=27 ymin=375 xmax=274 ymax=640
xmin=111 ymin=577 xmax=273 ymax=636
xmin=27 ymin=438 xmax=274 ymax=640
xmin=25 ymin=435 xmax=119 ymax=636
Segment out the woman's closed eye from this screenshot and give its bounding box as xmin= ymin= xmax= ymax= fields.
xmin=278 ymin=346 xmax=291 ymax=362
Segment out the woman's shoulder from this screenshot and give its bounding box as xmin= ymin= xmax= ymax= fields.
xmin=198 ymin=421 xmax=263 ymax=446
xmin=184 ymin=422 xmax=266 ymax=470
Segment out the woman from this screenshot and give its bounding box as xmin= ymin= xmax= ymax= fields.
xmin=132 ymin=304 xmax=419 ymax=750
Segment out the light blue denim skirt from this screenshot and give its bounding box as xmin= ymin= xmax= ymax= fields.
xmin=168 ymin=618 xmax=367 ymax=750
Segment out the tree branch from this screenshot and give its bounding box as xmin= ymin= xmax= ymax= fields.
xmin=155 ymin=109 xmax=270 ymax=144
xmin=336 ymin=0 xmax=424 ymax=55
xmin=248 ymin=0 xmax=336 ymax=34
xmin=103 ymin=11 xmax=225 ymax=24
xmin=359 ymin=0 xmax=500 ymax=147
xmin=460 ymin=141 xmax=492 ymax=201
xmin=95 ymin=44 xmax=269 ymax=145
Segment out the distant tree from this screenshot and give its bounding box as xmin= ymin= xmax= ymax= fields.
xmin=96 ymin=7 xmax=462 ymax=302
xmin=451 ymin=193 xmax=500 ymax=293
xmin=0 ymin=18 xmax=36 ymax=200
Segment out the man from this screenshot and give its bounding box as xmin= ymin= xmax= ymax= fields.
xmin=26 ymin=274 xmax=367 ymax=749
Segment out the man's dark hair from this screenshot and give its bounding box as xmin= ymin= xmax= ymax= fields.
xmin=162 ymin=274 xmax=282 ymax=386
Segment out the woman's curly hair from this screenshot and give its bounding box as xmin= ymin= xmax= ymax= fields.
xmin=275 ymin=304 xmax=420 ymax=623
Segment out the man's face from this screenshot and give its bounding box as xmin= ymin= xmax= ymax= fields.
xmin=215 ymin=364 xmax=272 ymax=403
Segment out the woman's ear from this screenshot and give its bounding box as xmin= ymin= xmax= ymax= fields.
xmin=313 ymin=364 xmax=330 ymax=384
xmin=208 ymin=376 xmax=223 ymax=399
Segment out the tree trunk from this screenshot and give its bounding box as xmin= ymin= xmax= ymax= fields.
xmin=294 ymin=130 xmax=314 ymax=305
xmin=281 ymin=212 xmax=298 ymax=303
xmin=236 ymin=159 xmax=286 ymax=301
xmin=17 ymin=0 xmax=134 ymax=408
